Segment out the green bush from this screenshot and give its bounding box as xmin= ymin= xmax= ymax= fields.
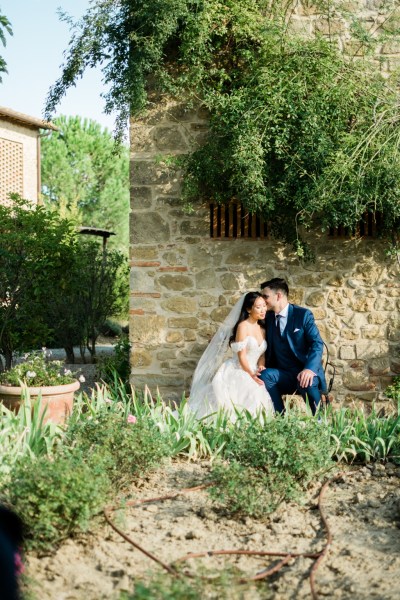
xmin=96 ymin=335 xmax=131 ymax=388
xmin=385 ymin=377 xmax=400 ymax=404
xmin=209 ymin=414 xmax=334 ymax=518
xmin=2 ymin=451 xmax=110 ymax=551
xmin=68 ymin=410 xmax=171 ymax=488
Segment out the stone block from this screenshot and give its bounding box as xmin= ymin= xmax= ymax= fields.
xmin=168 ymin=317 xmax=199 ymax=329
xmin=157 ymin=349 xmax=176 ymax=361
xmin=195 ymin=268 xmax=217 ymax=289
xmin=158 ymin=274 xmax=193 ymax=291
xmin=225 ymin=249 xmax=256 ymax=265
xmin=368 ymin=312 xmax=389 ymax=325
xmin=220 ymin=272 xmax=242 ymax=290
xmin=189 ymin=246 xmax=220 ymax=268
xmin=166 ymin=331 xmax=183 ymax=343
xmin=361 ymin=326 xmax=383 ymax=340
xmin=381 ymin=41 xmax=400 ymax=54
xmin=327 ymin=275 xmax=345 ymax=286
xmin=356 ymin=340 xmax=389 ymax=359
xmin=131 ymin=186 xmax=153 ymax=209
xmin=340 ymin=346 xmax=356 ymax=360
xmin=345 ymin=392 xmax=378 ymax=403
xmin=390 ymin=358 xmax=400 ymax=373
xmin=351 ymin=297 xmax=375 ymax=312
xmin=131 ymin=348 xmax=152 ymax=368
xmin=155 ymin=196 xmax=182 ymax=208
xmin=180 ymin=219 xmax=209 ymax=236
xmin=184 ymin=329 xmax=197 ymax=341
xmin=131 ymin=211 xmax=170 ymax=244
xmin=130 ymin=315 xmax=166 ymax=345
xmin=130 ymin=125 xmax=155 ymax=153
xmin=130 ymin=373 xmax=185 ymax=389
xmin=132 ymin=245 xmax=160 ymax=260
xmin=341 ymin=329 xmax=360 ymax=340
xmin=343 ymin=370 xmax=376 ymax=391
xmin=306 ymin=291 xmax=325 ymax=307
xmin=314 ymin=18 xmax=345 ymax=35
xmin=211 ymin=306 xmax=233 ymax=323
xmin=129 ymin=296 xmax=157 ymax=312
xmin=312 ymin=308 xmax=327 ymax=320
xmin=368 ymin=357 xmax=391 ymax=376
xmin=130 ymin=269 xmax=155 ymax=293
xmin=198 ymin=293 xmax=218 ymax=307
xmin=161 ymin=296 xmax=197 ymax=314
xmin=131 ymin=160 xmax=179 ymax=186
xmin=374 ymin=297 xmax=396 ymax=311
xmin=152 ymin=126 xmax=189 ymax=152
xmin=316 ymin=322 xmax=332 ymax=343
xmin=327 ymin=289 xmax=352 ymax=315
xmin=289 ymin=288 xmax=305 ymax=305
xmin=341 ymin=313 xmax=367 ymax=329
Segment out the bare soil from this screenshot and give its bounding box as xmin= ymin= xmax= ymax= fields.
xmin=26 ymin=459 xmax=400 ymax=600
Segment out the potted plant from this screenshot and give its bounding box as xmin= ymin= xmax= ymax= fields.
xmin=0 ymin=349 xmax=84 ymax=424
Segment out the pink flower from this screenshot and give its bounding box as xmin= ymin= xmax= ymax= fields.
xmin=127 ymin=414 xmax=137 ymax=424
xmin=15 ymin=551 xmax=24 ymax=576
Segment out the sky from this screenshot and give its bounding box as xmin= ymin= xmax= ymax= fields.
xmin=0 ymin=0 xmax=120 ymax=132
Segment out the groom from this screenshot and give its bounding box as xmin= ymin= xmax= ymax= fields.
xmin=258 ymin=278 xmax=327 ymax=415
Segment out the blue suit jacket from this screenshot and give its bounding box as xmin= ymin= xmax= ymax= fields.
xmin=265 ymin=304 xmax=327 ymax=392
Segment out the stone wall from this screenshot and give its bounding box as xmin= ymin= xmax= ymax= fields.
xmin=130 ymin=1 xmax=400 ymax=405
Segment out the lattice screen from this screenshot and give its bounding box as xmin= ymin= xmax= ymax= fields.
xmin=0 ymin=137 xmax=24 ymax=201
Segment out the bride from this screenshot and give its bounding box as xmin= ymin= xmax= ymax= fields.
xmin=188 ymin=292 xmax=274 ymax=419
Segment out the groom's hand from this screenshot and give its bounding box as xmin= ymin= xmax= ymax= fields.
xmin=297 ymin=369 xmax=315 ymax=388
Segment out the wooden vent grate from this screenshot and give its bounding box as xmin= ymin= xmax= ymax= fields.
xmin=210 ymin=202 xmax=269 ymax=239
xmin=329 ymin=212 xmax=383 ymax=238
xmin=0 ymin=137 xmax=24 ymax=201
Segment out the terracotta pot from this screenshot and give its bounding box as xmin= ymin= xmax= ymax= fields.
xmin=0 ymin=380 xmax=80 ymax=424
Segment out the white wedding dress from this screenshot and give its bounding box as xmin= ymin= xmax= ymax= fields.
xmin=189 ymin=336 xmax=274 ymax=420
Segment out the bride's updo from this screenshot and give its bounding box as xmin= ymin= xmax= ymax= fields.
xmin=229 ymin=292 xmax=265 ymax=346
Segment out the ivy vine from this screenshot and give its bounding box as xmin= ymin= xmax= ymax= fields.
xmin=45 ymin=0 xmax=400 ymax=256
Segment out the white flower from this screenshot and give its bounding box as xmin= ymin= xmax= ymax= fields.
xmin=64 ymin=369 xmax=72 ymax=376
xmin=79 ymin=375 xmax=86 ymax=383
xmin=26 ymin=371 xmax=36 ymax=378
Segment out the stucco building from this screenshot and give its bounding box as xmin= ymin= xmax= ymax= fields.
xmin=0 ymin=106 xmax=57 ymax=204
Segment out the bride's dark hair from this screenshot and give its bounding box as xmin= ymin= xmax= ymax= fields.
xmin=229 ymin=292 xmax=266 ymax=346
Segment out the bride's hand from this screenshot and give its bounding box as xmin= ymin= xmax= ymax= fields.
xmin=252 ymin=373 xmax=264 ymax=386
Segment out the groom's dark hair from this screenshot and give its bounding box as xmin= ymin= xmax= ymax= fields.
xmin=260 ymin=278 xmax=289 ymax=296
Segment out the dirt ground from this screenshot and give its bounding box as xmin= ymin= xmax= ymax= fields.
xmin=26 ymin=458 xmax=400 ymax=600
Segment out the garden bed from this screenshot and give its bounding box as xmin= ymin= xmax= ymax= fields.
xmin=26 ymin=459 xmax=400 ymax=600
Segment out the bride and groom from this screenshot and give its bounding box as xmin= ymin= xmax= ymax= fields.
xmin=189 ymin=278 xmax=327 ymax=419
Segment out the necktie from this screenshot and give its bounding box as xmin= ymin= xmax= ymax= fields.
xmin=276 ymin=314 xmax=281 ymax=337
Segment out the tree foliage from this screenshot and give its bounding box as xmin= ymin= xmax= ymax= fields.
xmin=0 ymin=12 xmax=13 ymax=82
xmin=0 ymin=197 xmax=128 ymax=368
xmin=45 ymin=0 xmax=400 ymax=254
xmin=41 ymin=116 xmax=129 ymax=254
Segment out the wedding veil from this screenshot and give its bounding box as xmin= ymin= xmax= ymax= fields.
xmin=188 ymin=293 xmax=246 ymax=416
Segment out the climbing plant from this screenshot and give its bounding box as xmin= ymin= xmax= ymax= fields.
xmin=45 ymin=0 xmax=400 ymax=255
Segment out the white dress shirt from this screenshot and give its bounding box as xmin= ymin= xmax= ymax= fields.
xmin=276 ymin=304 xmax=289 ymax=335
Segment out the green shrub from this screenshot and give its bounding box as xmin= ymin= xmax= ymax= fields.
xmin=209 ymin=414 xmax=334 ymax=518
xmin=2 ymin=451 xmax=110 ymax=551
xmin=68 ymin=410 xmax=171 ymax=487
xmin=385 ymin=377 xmax=400 ymax=403
xmin=96 ymin=335 xmax=131 ymax=388
xmin=99 ymin=319 xmax=123 ymax=337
